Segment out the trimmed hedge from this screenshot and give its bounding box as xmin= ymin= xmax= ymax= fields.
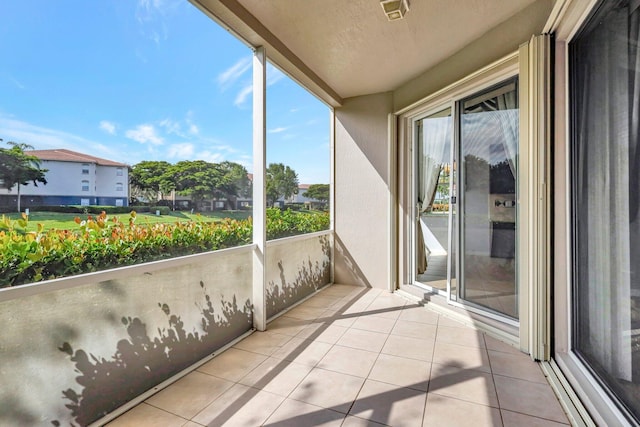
xmin=0 ymin=208 xmax=329 ymax=288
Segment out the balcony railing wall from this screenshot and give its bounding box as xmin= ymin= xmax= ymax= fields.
xmin=0 ymin=245 xmax=254 ymax=426
xmin=265 ymin=230 xmax=332 ymax=319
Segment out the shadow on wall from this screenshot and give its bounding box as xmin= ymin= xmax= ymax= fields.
xmin=334 ymin=234 xmax=372 ymax=288
xmin=52 ymin=281 xmax=252 ymax=427
xmin=266 ymin=236 xmax=331 ymax=318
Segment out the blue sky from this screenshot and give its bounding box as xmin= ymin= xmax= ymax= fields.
xmin=0 ymin=0 xmax=330 ymax=184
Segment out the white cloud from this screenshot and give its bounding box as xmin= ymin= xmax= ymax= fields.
xmin=234 ymin=84 xmax=253 ymax=107
xmin=268 ymin=126 xmax=289 ymax=134
xmin=159 ymin=118 xmax=181 ymax=135
xmin=167 ymin=142 xmax=194 ymax=158
xmin=267 ymin=64 xmax=285 ymax=86
xmin=188 ymin=124 xmax=199 ymax=135
xmin=125 ymin=124 xmax=164 ymax=145
xmin=217 ymin=57 xmax=252 ymax=90
xmin=99 ymin=120 xmax=117 ymax=135
xmin=135 ymin=0 xmax=180 ymax=46
xmin=0 ymin=115 xmax=121 ymax=160
xmin=233 ymin=64 xmax=285 ymax=108
xmin=197 ymin=150 xmax=224 ymax=163
xmin=7 ymin=75 xmax=25 ymax=90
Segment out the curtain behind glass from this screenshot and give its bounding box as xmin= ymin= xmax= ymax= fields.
xmin=572 ymin=0 xmax=639 ymax=418
xmin=418 ymin=115 xmax=451 ymax=213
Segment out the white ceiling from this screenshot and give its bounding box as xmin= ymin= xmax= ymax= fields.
xmin=194 ymin=0 xmax=546 ymax=104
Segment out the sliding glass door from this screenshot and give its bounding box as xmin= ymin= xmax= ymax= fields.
xmin=413 ymin=78 xmax=519 ymax=322
xmin=458 ymin=79 xmax=519 ymax=319
xmin=570 ymin=0 xmax=640 ymax=421
xmin=415 ymin=108 xmax=453 ymax=293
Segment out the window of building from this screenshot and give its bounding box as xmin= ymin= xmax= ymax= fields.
xmin=82 ymin=164 xmax=90 ymax=174
xmin=81 ymin=180 xmax=89 ymax=192
xmin=571 ymin=0 xmax=640 ymax=421
xmin=116 ymin=167 xmax=123 ymax=176
xmin=116 ymin=182 xmax=123 ymax=192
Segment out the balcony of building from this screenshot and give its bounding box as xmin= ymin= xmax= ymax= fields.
xmin=106 ymin=284 xmax=569 ymax=427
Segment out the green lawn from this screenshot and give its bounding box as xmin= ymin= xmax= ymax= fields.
xmin=3 ymin=210 xmax=253 ymax=232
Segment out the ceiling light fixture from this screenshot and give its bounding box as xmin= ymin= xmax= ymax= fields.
xmin=380 ymin=0 xmax=410 ymax=21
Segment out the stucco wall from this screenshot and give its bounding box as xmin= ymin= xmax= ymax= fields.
xmin=393 ymin=0 xmax=554 ymax=111
xmin=334 ymin=92 xmax=393 ymax=289
xmin=0 ymin=248 xmax=253 ymax=426
xmin=265 ymin=231 xmax=331 ymax=318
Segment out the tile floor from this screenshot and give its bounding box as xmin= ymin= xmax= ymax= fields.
xmin=107 ymin=284 xmax=570 ymax=427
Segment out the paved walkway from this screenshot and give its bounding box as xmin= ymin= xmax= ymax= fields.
xmin=108 ymin=284 xmax=570 ymax=426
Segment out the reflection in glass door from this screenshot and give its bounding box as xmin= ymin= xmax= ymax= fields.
xmin=459 ymin=79 xmax=519 ymax=319
xmin=415 ymin=108 xmax=453 ymax=293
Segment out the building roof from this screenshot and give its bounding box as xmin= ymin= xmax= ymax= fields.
xmin=27 ymin=149 xmax=127 ymax=167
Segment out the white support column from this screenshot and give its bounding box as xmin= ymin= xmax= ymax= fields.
xmin=253 ymin=46 xmax=267 ymax=331
xmin=329 ymin=108 xmax=336 ymax=284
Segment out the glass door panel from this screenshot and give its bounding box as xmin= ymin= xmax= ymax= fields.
xmin=415 ymin=108 xmax=453 ymax=292
xmin=459 ymin=79 xmax=519 ymax=319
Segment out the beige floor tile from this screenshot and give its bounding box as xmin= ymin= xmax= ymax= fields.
xmin=198 ymin=347 xmax=267 ymax=382
xmin=299 ymin=295 xmax=344 ymax=310
xmin=398 ymin=306 xmax=440 ymax=325
xmin=289 ymin=368 xmax=365 ymax=414
xmin=437 ymin=316 xmax=468 ymax=328
xmin=501 ymin=409 xmax=569 ymax=426
xmin=285 ymin=305 xmax=327 ymax=320
xmin=488 ymin=350 xmax=547 ymax=384
xmin=271 ymin=337 xmax=333 ymax=366
xmin=146 ymin=371 xmax=233 ymax=419
xmin=263 ymin=398 xmax=345 ymax=426
xmin=336 ymin=328 xmax=389 ymax=353
xmin=232 ymin=330 xmax=292 ymax=356
xmin=381 ymin=334 xmax=435 ymax=361
xmin=341 ymin=416 xmax=388 ymax=426
xmin=296 ymin=323 xmax=348 ymax=344
xmin=182 ymin=422 xmax=205 ymax=427
xmin=494 ymin=376 xmax=568 ymax=423
xmin=339 ymin=302 xmax=374 ymax=317
xmin=484 ymin=335 xmax=522 ymax=355
xmin=192 ymin=384 xmax=285 ymax=426
xmin=391 ymin=319 xmax=437 ymax=341
xmin=429 ymin=362 xmax=499 ymax=407
xmin=320 ymin=285 xmax=364 ymax=297
xmin=349 ymin=379 xmax=426 ymax=427
xmin=198 ymin=348 xmax=268 ymax=382
xmin=351 ymin=315 xmax=397 ymax=334
xmin=106 ymin=403 xmax=187 ymax=427
xmin=432 ymin=342 xmax=491 ymax=373
xmin=238 ymin=357 xmax=313 ymax=397
xmin=267 ymin=316 xmax=311 ymax=336
xmin=363 ymin=300 xmax=406 ymax=319
xmin=317 ymin=345 xmax=379 ymax=378
xmin=436 ymin=326 xmax=486 ymax=348
xmin=368 ymin=353 xmax=431 ymax=391
xmin=318 ymin=309 xmax=358 ymax=328
xmin=422 ymin=393 xmax=502 ymax=427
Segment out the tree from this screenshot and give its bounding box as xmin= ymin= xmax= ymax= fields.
xmin=266 ymin=163 xmax=298 ymax=206
xmin=303 ymin=184 xmax=330 ymax=203
xmin=169 ymin=160 xmax=223 ymax=209
xmin=0 ymin=140 xmax=48 ymax=212
xmin=129 ymin=161 xmax=172 ymax=203
xmin=216 ymin=161 xmax=250 ymax=210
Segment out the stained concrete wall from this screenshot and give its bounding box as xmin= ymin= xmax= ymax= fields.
xmin=334 ymin=92 xmax=393 ymax=289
